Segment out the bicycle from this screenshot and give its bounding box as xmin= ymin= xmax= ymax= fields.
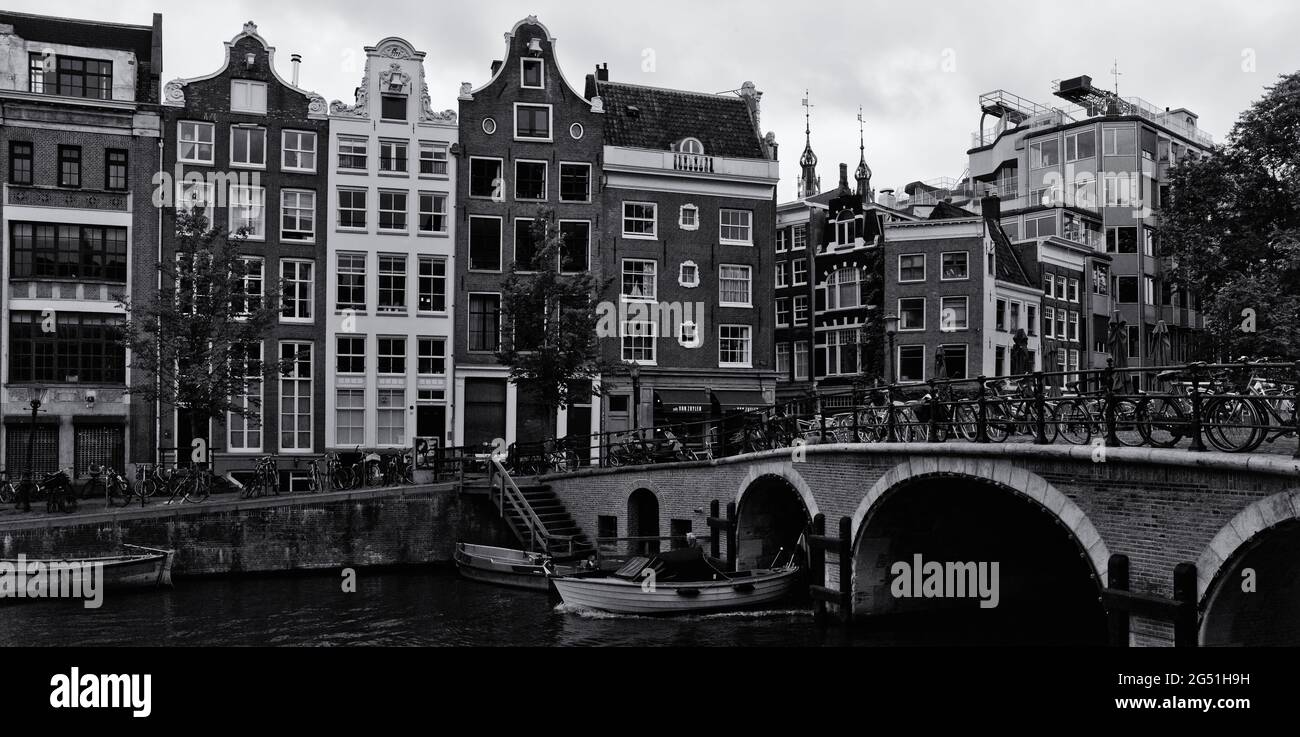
xmin=21 ymin=469 xmax=77 ymax=513
xmin=134 ymin=463 xmax=174 ymax=505
xmin=0 ymin=468 xmax=17 ymax=505
xmin=165 ymin=464 xmax=212 ymax=504
xmin=241 ymin=456 xmax=279 ymax=499
xmin=304 ymin=456 xmax=326 ymax=493
xmin=85 ymin=464 xmax=133 ymax=508
xmin=324 ymin=451 xmax=351 ymax=490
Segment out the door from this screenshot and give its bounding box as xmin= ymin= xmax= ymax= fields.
xmin=464 ymin=379 xmax=506 ymax=449
xmin=416 ymin=405 xmax=446 ymax=443
xmin=74 ymin=424 xmax=125 ymax=478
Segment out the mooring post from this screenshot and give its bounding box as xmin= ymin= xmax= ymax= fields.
xmin=811 ymin=514 xmax=826 ymax=626
xmin=726 ymin=501 xmax=737 ymax=572
xmin=1033 ymin=371 xmax=1049 ymax=445
xmin=709 ymin=500 xmax=721 ymax=560
xmin=1188 ymin=365 xmax=1207 ymax=453
xmin=1173 ymin=562 xmax=1198 ymax=647
xmin=838 ymin=516 xmax=853 ymax=625
xmin=1107 ymin=554 xmax=1130 ymax=647
xmin=975 ymin=375 xmax=989 ymax=443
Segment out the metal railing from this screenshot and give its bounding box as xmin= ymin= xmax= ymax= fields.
xmin=499 ymin=360 xmax=1300 ymax=476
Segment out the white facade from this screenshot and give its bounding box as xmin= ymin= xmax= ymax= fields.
xmin=326 ymin=38 xmax=457 ymax=450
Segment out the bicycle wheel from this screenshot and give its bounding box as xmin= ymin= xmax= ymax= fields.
xmin=1053 ymin=399 xmax=1092 ymax=445
xmin=107 ymin=478 xmax=132 ymax=508
xmin=1204 ymin=396 xmax=1264 ymax=453
xmin=1107 ymin=399 xmax=1146 ymax=447
xmin=0 ymin=482 xmax=14 ymax=504
xmin=1138 ymin=397 xmax=1184 ymax=448
xmin=984 ymin=402 xmax=1010 ymax=443
xmin=185 ymin=472 xmax=211 ymax=503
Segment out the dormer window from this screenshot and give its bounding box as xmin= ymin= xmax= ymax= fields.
xmin=231 ymin=80 xmax=267 ymax=114
xmin=381 ymin=95 xmax=407 ymax=122
xmin=679 ymin=138 xmax=704 ymax=155
xmin=521 ymin=59 xmax=544 ymax=89
xmin=834 ymin=210 xmax=860 ymax=247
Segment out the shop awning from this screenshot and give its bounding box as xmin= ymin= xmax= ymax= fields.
xmin=711 ymin=390 xmax=770 ymax=414
xmin=654 ymin=389 xmax=710 ymax=415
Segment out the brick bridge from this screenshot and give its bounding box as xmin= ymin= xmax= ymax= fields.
xmin=540 ymin=443 xmax=1300 ymax=646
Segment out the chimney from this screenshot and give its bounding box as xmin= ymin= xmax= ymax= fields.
xmin=878 ymin=188 xmax=896 ymax=209
xmin=981 ymin=192 xmax=1001 ymax=222
xmin=291 ymin=54 xmax=301 ymax=86
xmin=837 ymin=163 xmax=850 ymax=194
xmin=490 ymin=60 xmax=503 ymax=75
xmin=596 ymin=63 xmax=609 ymax=82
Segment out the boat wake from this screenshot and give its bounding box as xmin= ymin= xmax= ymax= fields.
xmin=552 ymin=602 xmax=810 ymax=621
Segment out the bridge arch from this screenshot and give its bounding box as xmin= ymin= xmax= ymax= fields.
xmin=1198 ymin=488 xmax=1300 ymax=646
xmin=733 ymin=462 xmax=819 ymax=571
xmin=625 ymin=486 xmax=661 ymax=556
xmin=848 ymin=457 xmax=1110 ymax=644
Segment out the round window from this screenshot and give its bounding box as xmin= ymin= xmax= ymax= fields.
xmin=570 ymin=122 xmax=584 ymax=140
xmin=482 ymin=117 xmax=497 ymax=135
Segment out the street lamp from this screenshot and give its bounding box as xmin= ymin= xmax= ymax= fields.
xmin=20 ymin=386 xmax=46 ymax=512
xmin=626 ymin=362 xmax=642 ymax=433
xmin=883 ymin=313 xmax=899 ymax=384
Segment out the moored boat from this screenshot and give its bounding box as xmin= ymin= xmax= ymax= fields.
xmin=551 ymin=547 xmax=802 ymax=615
xmin=0 ymin=543 xmax=174 ymax=591
xmin=454 ymin=542 xmax=582 ymax=591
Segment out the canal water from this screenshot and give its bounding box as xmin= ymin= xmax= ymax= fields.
xmin=0 ymin=568 xmax=1086 ymax=646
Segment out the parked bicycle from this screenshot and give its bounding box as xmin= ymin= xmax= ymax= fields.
xmin=241 ymin=456 xmax=279 ymax=499
xmin=165 ymin=464 xmax=212 ymax=504
xmin=85 ymin=464 xmax=133 ymax=508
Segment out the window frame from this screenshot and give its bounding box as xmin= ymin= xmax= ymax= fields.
xmin=622 ymin=201 xmax=658 ymax=240
xmin=230 ymin=79 xmax=268 ymax=114
xmin=520 ymin=58 xmax=545 ymax=89
xmin=468 ymin=215 xmax=504 ymax=272
xmin=898 ymin=297 xmax=926 ymax=332
xmin=229 ymin=125 xmax=267 ymax=169
xmin=513 ymin=102 xmax=553 ymax=142
xmin=281 ymin=130 xmax=318 ymax=173
xmin=178 ymin=121 xmax=216 ymax=165
xmin=719 ymin=209 xmax=753 ymax=245
xmin=558 ymin=162 xmax=592 ymax=203
xmin=621 ymin=258 xmax=658 ymax=302
xmin=280 ymin=189 xmax=317 ymax=243
xmin=514 ymin=159 xmax=548 ymax=202
xmin=897 ymin=253 xmax=926 ymax=283
xmin=940 ymin=251 xmax=969 ymax=281
xmin=718 ymin=264 xmax=753 ymax=308
xmin=718 ymin=324 xmax=753 ymax=368
xmin=280 ymin=259 xmax=314 ymax=324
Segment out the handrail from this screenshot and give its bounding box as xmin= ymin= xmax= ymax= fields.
xmin=488 ymin=456 xmax=580 ymax=555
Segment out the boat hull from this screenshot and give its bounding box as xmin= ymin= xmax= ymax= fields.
xmin=0 ymin=547 xmax=174 ymax=596
xmin=551 ymin=566 xmax=802 ymax=615
xmin=454 ymin=543 xmax=566 ymax=592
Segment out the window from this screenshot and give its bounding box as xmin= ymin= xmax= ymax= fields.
xmin=559 ymin=163 xmax=591 ymax=202
xmin=105 ymin=150 xmax=127 ymax=190
xmin=381 ymin=95 xmax=407 ymax=122
xmin=1071 ymin=177 xmax=1097 ymax=210
xmin=776 ymin=298 xmax=790 ymax=326
xmin=1102 ymin=127 xmax=1136 ymax=156
xmin=559 ymin=221 xmax=591 ymax=273
xmin=379 ymin=140 xmax=408 ymax=173
xmin=58 ymin=146 xmax=81 ymax=187
xmin=898 ymin=345 xmax=924 ymax=383
xmin=775 ymin=262 xmax=789 ymax=288
xmin=468 ymin=294 xmax=501 ymax=352
xmin=514 ymin=104 xmax=552 ymax=140
xmin=817 ymin=328 xmax=860 ymax=377
xmin=792 ymin=258 xmax=808 ymax=286
xmin=679 ymin=261 xmax=699 ymax=287
xmin=1027 ymin=305 xmax=1038 ymax=336
xmin=1010 ymin=301 xmax=1021 ymax=332
xmin=336 ymin=253 xmax=366 ymax=311
xmin=1043 ymin=306 xmax=1055 ymax=338
xmin=1030 ymin=183 xmax=1061 ymax=207
xmin=9 ymin=142 xmax=33 ymax=185
xmin=1068 ymin=311 xmax=1080 ymax=341
xmin=521 ymin=58 xmax=544 ymax=88
xmin=232 ymin=257 xmax=264 ymax=315
xmin=1068 ymin=278 xmax=1080 ymax=303
xmin=281 ymin=260 xmax=313 ymax=321
xmin=418 ymin=142 xmax=448 ymax=176
xmin=678 ymin=320 xmax=699 ymax=347
xmin=230 ymin=80 xmax=267 ymax=113
xmin=418 ymin=257 xmax=447 ymax=312
xmin=29 ymin=54 xmax=112 ymax=99
xmin=791 ymin=224 xmax=808 ymax=250
xmin=622 ymin=321 xmax=656 ymax=363
xmin=282 ymin=131 xmax=317 ymax=172
xmin=378 ymin=190 xmax=408 ymax=231
xmin=1064 ymin=130 xmax=1095 ymax=162
xmin=824 ymin=267 xmax=861 ymax=310
xmin=719 ymin=265 xmax=752 ymax=307
xmin=719 ymin=209 xmax=753 ymax=244
xmin=622 ymin=259 xmax=657 ymax=301
xmin=178 ymin=122 xmax=215 ymax=164
xmin=469 ymin=217 xmax=502 ymax=271
xmin=680 ymin=138 xmax=704 ymax=155
xmin=898 ymin=297 xmax=925 ymax=331
xmin=941 ymin=252 xmax=968 ymax=280
xmin=1144 ymin=276 xmax=1157 ymax=306
xmin=1024 ymin=214 xmax=1057 ymax=238
xmin=377 ymin=255 xmax=407 ymax=313
xmin=995 ymin=346 xmax=1006 ymax=376
xmin=776 ymin=229 xmax=789 ymax=253
xmin=279 ymin=343 xmax=312 ymax=450
xmin=1045 ymin=273 xmax=1055 ymax=298
xmin=281 ymin=190 xmax=316 ymax=242
xmin=776 ymin=343 xmax=791 ymax=375
xmin=418 ymin=193 xmax=447 ymax=234
xmin=939 ymin=344 xmax=969 ymax=380
xmin=834 ymin=211 xmax=858 ymax=246
xmin=231 ymin=126 xmax=266 ymax=168
xmin=793 ymin=296 xmax=809 ymax=325
xmin=378 ymin=337 xmax=407 ymax=374
xmin=336 ymin=390 xmax=365 ymax=446
xmin=718 ymin=325 xmax=752 ymax=367
xmin=1144 ymin=227 xmax=1156 ymax=257
xmin=228 ymin=342 xmax=263 ymax=452
xmin=1092 ymin=264 xmax=1109 ymax=295
xmin=569 ymin=123 xmax=584 ymax=140
xmin=940 ymin=296 xmax=968 ymax=331
xmin=8 ymin=312 xmax=125 ymax=384
xmin=515 ymin=160 xmax=547 ymax=201
xmin=338 ymin=189 xmax=367 ymax=229
xmin=1055 ymin=309 xmax=1066 ymax=339
xmin=623 ymin=202 xmax=657 ymax=238
xmin=482 ymin=118 xmax=497 ymax=135
xmin=794 ymin=342 xmax=810 ymax=380
xmin=337 ymin=336 xmax=365 ymax=374
xmin=338 ymin=137 xmax=367 ymax=170
xmin=374 ymin=388 xmax=406 ymax=446
xmin=995 ymin=298 xmax=1008 ymax=332
xmin=469 ymin=158 xmax=503 ymax=199
xmin=1103 ymin=172 xmax=1137 ymax=207
xmin=1106 ymin=226 xmax=1138 ymax=253
xmin=418 ymin=337 xmax=446 ymax=375
xmin=514 ymin=219 xmax=539 ymax=270
xmin=1029 ymin=139 xmax=1060 ymax=169
xmin=898 ymin=254 xmax=925 ymax=282
xmin=229 ymin=185 xmax=266 ymax=238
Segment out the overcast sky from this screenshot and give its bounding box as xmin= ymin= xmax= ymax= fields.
xmin=14 ymin=0 xmax=1299 ymax=199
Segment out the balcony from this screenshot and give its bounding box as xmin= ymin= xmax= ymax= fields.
xmin=5 ymin=184 xmax=131 ymax=212
xmin=603 ymin=147 xmax=780 ymax=182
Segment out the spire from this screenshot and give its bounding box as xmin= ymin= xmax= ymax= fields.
xmin=797 ymin=90 xmax=820 ymax=198
xmin=854 ymin=106 xmax=872 ymax=202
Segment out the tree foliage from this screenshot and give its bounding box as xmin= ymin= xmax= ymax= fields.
xmin=117 ymin=209 xmax=295 ymax=440
xmin=1161 ymin=71 xmax=1300 ymax=359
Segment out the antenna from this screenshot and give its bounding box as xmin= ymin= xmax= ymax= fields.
xmin=802 ymin=90 xmax=814 ymax=137
xmin=857 ymin=106 xmax=865 ymax=155
xmin=1110 ymin=59 xmax=1122 ymax=97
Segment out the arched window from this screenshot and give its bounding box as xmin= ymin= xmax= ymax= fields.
xmin=679 ymin=137 xmax=704 ymax=154
xmin=834 ymin=209 xmax=863 ymax=246
xmin=824 ymin=267 xmax=861 ymax=310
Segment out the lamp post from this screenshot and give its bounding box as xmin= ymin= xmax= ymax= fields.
xmin=20 ymin=386 xmax=45 ymax=512
xmin=627 ymin=362 xmax=642 ymax=434
xmin=883 ymin=313 xmax=899 ymax=384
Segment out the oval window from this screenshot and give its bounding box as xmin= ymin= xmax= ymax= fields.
xmin=482 ymin=117 xmax=497 ymax=135
xmin=570 ymin=122 xmax=584 ymax=140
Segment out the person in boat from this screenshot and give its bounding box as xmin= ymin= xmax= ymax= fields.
xmin=646 ymin=533 xmax=728 ymax=581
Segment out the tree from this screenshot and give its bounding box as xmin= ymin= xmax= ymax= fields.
xmin=117 ymin=209 xmax=296 ymax=458
xmin=497 ymin=209 xmax=613 ymax=438
xmin=1160 ymin=71 xmax=1300 ymax=360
